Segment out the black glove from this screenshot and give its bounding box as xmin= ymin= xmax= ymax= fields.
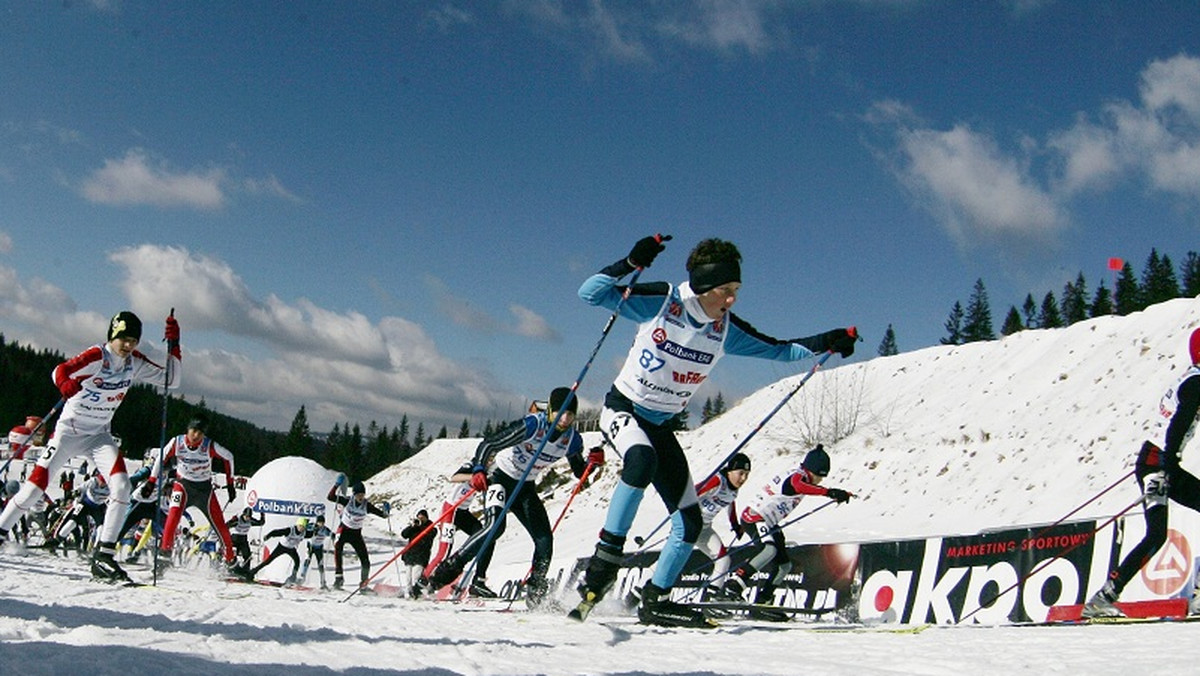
xmin=627 ymin=235 xmax=670 ymax=268
xmin=226 ymin=483 xmax=236 ymax=504
xmin=794 ymin=328 xmax=857 ymax=358
xmin=139 ymin=479 xmax=156 ymax=499
xmin=825 ymin=487 xmax=853 ymax=504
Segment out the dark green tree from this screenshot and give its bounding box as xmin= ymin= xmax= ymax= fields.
xmin=1021 ymin=294 xmax=1038 ymax=329
xmin=941 ymin=301 xmax=965 ymax=345
xmin=413 ymin=423 xmax=426 ymax=450
xmin=1114 ymin=261 xmax=1141 ymax=315
xmin=1000 ymin=307 xmax=1024 ymax=336
xmin=1182 ymin=251 xmax=1200 ymax=296
xmin=877 ymin=324 xmax=899 ymax=356
xmin=284 ymin=405 xmax=313 ymax=459
xmin=1141 ymin=248 xmax=1180 ymax=306
xmin=1062 ymin=273 xmax=1089 ymax=325
xmin=1039 ymin=292 xmax=1063 ymax=329
xmin=458 ymin=418 xmax=471 ymax=438
xmin=962 ymin=279 xmax=996 ymax=343
xmin=1090 ymin=280 xmax=1114 ymax=317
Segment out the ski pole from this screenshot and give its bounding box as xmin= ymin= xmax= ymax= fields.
xmin=340 ymin=487 xmax=477 ymax=602
xmin=1025 ymin=469 xmax=1134 ymax=543
xmin=0 ymin=398 xmax=65 ymax=477
xmin=454 ymin=238 xmax=665 ymax=598
xmin=632 ymin=345 xmax=842 ymax=550
xmin=152 ymin=308 xmax=175 ymax=586
xmin=956 ymin=495 xmax=1144 ymax=625
xmin=680 ymin=499 xmax=840 ymax=601
xmin=550 ymin=461 xmax=596 ymax=535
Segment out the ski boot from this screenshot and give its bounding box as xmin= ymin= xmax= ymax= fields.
xmin=1082 ymin=580 xmax=1123 ymax=618
xmin=409 ymin=576 xmax=428 ymax=599
xmin=91 ymin=547 xmax=132 ymax=583
xmin=468 ymin=577 xmax=499 ymax=599
xmin=638 ymin=583 xmax=715 ymax=629
xmin=567 ymin=531 xmax=625 ymax=621
xmin=721 ymin=574 xmax=748 ymax=601
xmin=332 ymin=575 xmax=344 ymax=590
xmin=525 ymin=575 xmax=550 ymax=609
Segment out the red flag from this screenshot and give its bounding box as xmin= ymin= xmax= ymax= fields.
xmin=1107 ymin=257 xmax=1124 ymax=271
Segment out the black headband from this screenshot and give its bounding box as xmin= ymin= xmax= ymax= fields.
xmin=689 ymin=260 xmax=741 ymax=294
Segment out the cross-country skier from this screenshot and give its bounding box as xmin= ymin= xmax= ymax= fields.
xmin=225 ymin=507 xmax=265 ymax=573
xmin=0 ymin=311 xmax=181 ymax=582
xmin=426 ymin=387 xmax=598 ymax=607
xmin=327 ymin=477 xmax=389 ymax=591
xmin=411 ymin=459 xmax=486 ymax=599
xmin=299 ymin=514 xmax=333 ymax=589
xmin=1084 ymin=328 xmax=1200 ymax=618
xmin=247 ymin=517 xmax=308 ymax=585
xmin=569 ymin=236 xmax=856 ymax=627
xmin=142 ymin=414 xmax=238 ymax=573
xmin=721 ymin=445 xmax=852 ymax=605
xmin=46 ymin=469 xmax=110 ymax=555
xmin=694 ymin=453 xmax=752 ymax=600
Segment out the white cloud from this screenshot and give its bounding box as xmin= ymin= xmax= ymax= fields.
xmin=1 ymin=247 xmax=522 ymax=431
xmin=425 ymin=273 xmax=559 ymax=341
xmin=81 ymin=149 xmax=226 ymax=210
xmin=243 ymin=174 xmax=304 ymax=203
xmin=656 ymin=0 xmax=784 ymax=55
xmin=0 ymin=231 xmax=12 ymax=255
xmin=870 ymin=102 xmax=1064 ymax=247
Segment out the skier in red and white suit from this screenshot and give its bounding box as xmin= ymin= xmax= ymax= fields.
xmin=145 ymin=413 xmax=237 ymax=570
xmin=0 ymin=310 xmax=180 ymax=582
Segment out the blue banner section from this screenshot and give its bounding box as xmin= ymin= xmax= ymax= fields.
xmin=251 ymin=497 xmax=326 ymax=518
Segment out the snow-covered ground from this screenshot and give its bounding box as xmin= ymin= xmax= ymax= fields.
xmin=2 ymin=296 xmax=1199 ymax=675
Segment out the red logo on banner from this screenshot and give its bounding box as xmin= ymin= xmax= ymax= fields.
xmin=1140 ymin=528 xmax=1192 ymax=595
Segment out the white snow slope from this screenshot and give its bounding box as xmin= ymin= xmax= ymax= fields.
xmin=1 ymin=296 xmax=1198 ymax=675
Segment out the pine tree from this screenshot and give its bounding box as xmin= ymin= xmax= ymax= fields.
xmin=1141 ymin=248 xmax=1180 ymax=306
xmin=1090 ymin=281 xmax=1114 ymax=317
xmin=413 ymin=423 xmax=426 ymax=451
xmin=1021 ymin=294 xmax=1038 ymax=329
xmin=285 ymin=405 xmax=313 ymax=459
xmin=713 ymin=392 xmax=726 ymax=416
xmin=1000 ymin=307 xmax=1024 ymax=336
xmin=701 ymin=397 xmax=714 ymax=424
xmin=941 ymin=301 xmax=965 ymax=345
xmin=1039 ymin=292 xmax=1063 ymax=329
xmin=458 ymin=418 xmax=471 ymax=438
xmin=1182 ymin=251 xmax=1200 ymax=296
xmin=962 ymin=279 xmax=995 ymax=343
xmin=1114 ymin=261 xmax=1141 ymax=315
xmin=1061 ymin=272 xmax=1089 ymax=325
xmin=877 ymin=324 xmax=899 ymax=356
xmin=437 ymin=425 xmax=448 ymax=440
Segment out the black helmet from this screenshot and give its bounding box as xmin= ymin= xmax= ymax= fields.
xmin=107 ymin=311 xmax=142 ymax=341
xmin=351 ymin=480 xmax=366 ymax=495
xmin=549 ymin=386 xmax=578 ymax=414
xmin=801 ymin=445 xmax=830 ymax=477
xmin=725 ymin=453 xmax=752 ymax=473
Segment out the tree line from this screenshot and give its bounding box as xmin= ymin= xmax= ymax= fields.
xmin=933 ymin=248 xmax=1200 ymax=349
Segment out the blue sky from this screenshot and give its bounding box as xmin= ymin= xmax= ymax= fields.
xmin=1 ymin=1 xmax=1198 ymax=434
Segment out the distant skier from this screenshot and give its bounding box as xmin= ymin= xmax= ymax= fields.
xmin=1084 ymin=328 xmax=1200 ymax=618
xmin=721 ymin=445 xmax=852 ymax=605
xmin=226 ymin=507 xmax=265 ymax=573
xmin=247 ymin=518 xmax=308 ymax=585
xmin=327 ymin=477 xmax=389 ymax=591
xmin=426 ymin=387 xmax=597 ymax=606
xmin=47 ymin=470 xmax=111 ymax=555
xmin=143 ymin=414 xmax=238 ymax=573
xmin=299 ymin=514 xmax=333 ymax=589
xmin=569 ymin=235 xmax=856 ymax=627
xmin=0 ymin=310 xmax=181 ymax=582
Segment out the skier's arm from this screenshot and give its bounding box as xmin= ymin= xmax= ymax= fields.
xmin=470 ymin=418 xmax=534 ymax=469
xmin=782 ymin=473 xmax=830 ymax=497
xmin=367 ymin=501 xmax=389 ymax=519
xmin=695 ymin=474 xmax=722 ymax=498
xmin=264 ymin=527 xmax=289 ymax=540
xmin=1165 ymin=375 xmax=1200 ymax=470
xmin=52 ymin=346 xmax=103 ymax=400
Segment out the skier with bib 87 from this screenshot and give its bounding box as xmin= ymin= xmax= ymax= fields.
xmin=569 ymin=236 xmax=856 ymax=628
xmin=1083 ymin=328 xmax=1200 ymax=618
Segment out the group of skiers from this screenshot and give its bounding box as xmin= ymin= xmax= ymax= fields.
xmin=2 ymin=234 xmax=1198 ymax=628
